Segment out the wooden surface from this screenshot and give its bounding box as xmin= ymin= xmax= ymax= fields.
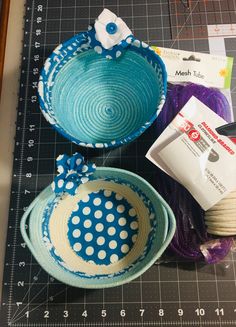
xmin=0 ymin=0 xmax=11 ymax=96
xmin=0 ymin=0 xmax=25 ymax=300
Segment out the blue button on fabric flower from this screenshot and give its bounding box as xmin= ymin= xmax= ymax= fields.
xmin=88 ymin=9 xmax=134 ymax=60
xmin=106 ymin=22 xmax=118 ymax=35
xmin=94 ymin=8 xmax=132 ymax=50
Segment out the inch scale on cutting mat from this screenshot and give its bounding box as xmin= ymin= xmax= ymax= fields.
xmin=1 ymin=1 xmax=50 ymax=325
xmin=1 ymin=0 xmax=236 ymax=326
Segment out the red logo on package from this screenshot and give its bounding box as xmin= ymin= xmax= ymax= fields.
xmin=188 ymin=129 xmax=201 ymax=142
xmin=173 ymin=113 xmax=193 ymax=133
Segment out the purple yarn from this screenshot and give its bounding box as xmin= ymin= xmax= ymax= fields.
xmin=155 ymin=83 xmax=233 ymax=264
xmin=158 ymin=83 xmax=232 ymax=131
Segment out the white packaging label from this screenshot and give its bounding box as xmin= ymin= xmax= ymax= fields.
xmin=152 ymin=46 xmax=234 ymax=89
xmin=146 ymin=97 xmax=236 ymax=210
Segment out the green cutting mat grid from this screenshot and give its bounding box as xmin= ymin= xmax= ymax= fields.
xmin=1 ymin=1 xmax=236 ymax=326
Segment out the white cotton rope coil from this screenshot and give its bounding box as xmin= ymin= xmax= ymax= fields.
xmin=205 ymin=190 xmax=236 ymax=236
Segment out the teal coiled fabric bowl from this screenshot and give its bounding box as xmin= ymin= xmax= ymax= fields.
xmin=20 ymin=167 xmax=175 ymax=288
xmin=38 ymin=32 xmax=167 ymax=148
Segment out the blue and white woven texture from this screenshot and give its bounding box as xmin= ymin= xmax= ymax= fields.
xmin=38 ymin=11 xmax=167 ymax=148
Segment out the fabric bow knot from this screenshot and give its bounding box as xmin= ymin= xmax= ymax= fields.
xmin=51 ymin=153 xmax=96 ymax=195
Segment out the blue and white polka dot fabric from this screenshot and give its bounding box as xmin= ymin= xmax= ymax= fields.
xmin=51 ymin=153 xmax=96 ymax=196
xmin=67 ymin=189 xmax=139 ymax=265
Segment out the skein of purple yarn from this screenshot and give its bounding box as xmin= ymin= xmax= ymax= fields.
xmin=155 ymin=83 xmax=233 ymax=264
xmin=158 ymin=83 xmax=232 ymax=131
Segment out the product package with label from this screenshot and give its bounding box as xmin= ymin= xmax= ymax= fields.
xmin=153 ymin=46 xmax=233 ymax=89
xmin=147 ymin=96 xmax=236 ymax=211
xmin=146 ymin=47 xmax=235 ymax=264
xmin=147 ymin=96 xmax=235 ymax=264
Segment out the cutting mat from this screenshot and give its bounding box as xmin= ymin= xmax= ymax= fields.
xmin=1 ymin=0 xmax=236 ymax=326
xmin=169 ymin=0 xmax=236 ymax=39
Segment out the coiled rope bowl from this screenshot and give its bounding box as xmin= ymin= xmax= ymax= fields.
xmin=38 ymin=33 xmax=167 ymax=148
xmin=21 ymin=167 xmax=175 ymax=288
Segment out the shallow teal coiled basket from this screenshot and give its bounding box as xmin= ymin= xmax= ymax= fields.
xmin=20 ymin=167 xmax=176 ymax=288
xmin=38 ymin=30 xmax=167 ymax=148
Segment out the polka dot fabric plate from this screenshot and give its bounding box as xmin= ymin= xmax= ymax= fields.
xmin=21 ymin=167 xmax=176 ymax=288
xmin=67 ymin=190 xmax=139 ymax=265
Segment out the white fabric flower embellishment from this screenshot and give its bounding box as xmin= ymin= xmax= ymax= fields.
xmin=94 ymin=8 xmax=132 ymax=50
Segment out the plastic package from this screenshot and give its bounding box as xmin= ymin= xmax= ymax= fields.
xmin=146 ymin=46 xmax=235 ymax=263
xmin=148 ymin=96 xmax=236 ymax=211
